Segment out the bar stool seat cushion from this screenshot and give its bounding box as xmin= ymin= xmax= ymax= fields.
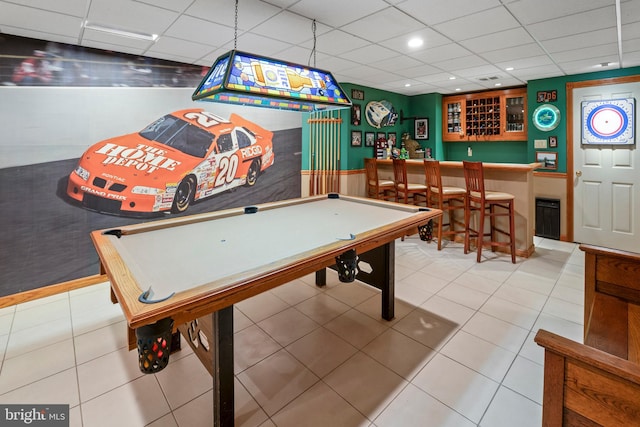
xmin=472 ymin=190 xmax=515 ymax=201
xmin=378 ymin=179 xmax=395 ymax=187
xmin=434 ymin=186 xmax=466 ymax=196
xmin=397 ymin=183 xmax=428 ymax=191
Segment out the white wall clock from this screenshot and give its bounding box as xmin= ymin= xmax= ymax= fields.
xmin=581 ymin=98 xmax=635 ymax=145
xmin=532 ymin=104 xmax=561 ymax=131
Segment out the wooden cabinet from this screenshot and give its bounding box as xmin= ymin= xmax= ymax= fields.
xmin=443 ymin=88 xmax=527 ymax=141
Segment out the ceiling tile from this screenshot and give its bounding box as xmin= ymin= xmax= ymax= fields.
xmin=397 ymin=0 xmax=501 ymax=26
xmin=250 ymin=10 xmax=330 ymax=43
xmin=482 ymin=43 xmax=547 ymax=63
xmin=0 ymin=2 xmax=83 ymax=39
xmin=86 ymin=0 xmax=178 ymax=36
xmin=288 ymin=0 xmax=388 ymax=27
xmin=185 ymin=0 xmax=282 ymax=30
xmin=340 ymin=7 xmax=424 ymax=43
xmin=433 ymin=6 xmax=520 ymax=41
xmin=459 ymin=28 xmax=536 ymax=54
xmin=302 ymin=30 xmax=370 ymax=56
xmin=378 ymin=27 xmax=451 ymax=54
xmin=164 ymin=15 xmax=234 ymax=48
xmin=506 ymin=0 xmax=615 ymax=25
xmin=527 ymin=6 xmax=617 ymax=41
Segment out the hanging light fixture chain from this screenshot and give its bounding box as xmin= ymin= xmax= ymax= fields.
xmin=234 ymin=0 xmax=238 ymax=50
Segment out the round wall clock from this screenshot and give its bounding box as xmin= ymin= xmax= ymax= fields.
xmin=532 ymin=104 xmax=561 ymax=131
xmin=581 ymin=99 xmax=634 ymax=144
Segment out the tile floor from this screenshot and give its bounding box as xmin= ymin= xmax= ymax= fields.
xmin=0 ymin=236 xmax=585 ymax=427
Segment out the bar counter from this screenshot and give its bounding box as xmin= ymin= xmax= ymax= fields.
xmin=376 ymin=159 xmax=541 ymax=258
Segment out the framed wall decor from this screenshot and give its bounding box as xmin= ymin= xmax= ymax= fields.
xmin=387 ymin=132 xmax=397 ymax=147
xmin=548 ymin=135 xmax=557 ymax=148
xmin=536 ymin=151 xmax=557 ymax=170
xmin=351 ymin=104 xmax=361 ymax=126
xmin=365 ymin=132 xmax=375 ymax=147
xmin=351 ymin=130 xmax=362 ymax=147
xmin=376 ymin=131 xmax=387 ymax=142
xmin=415 ymin=118 xmax=429 ymax=140
xmin=351 ymin=89 xmax=365 ymax=100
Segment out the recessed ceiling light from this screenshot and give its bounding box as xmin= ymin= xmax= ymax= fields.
xmin=599 ymin=62 xmax=612 ymax=67
xmin=494 ymin=83 xmax=502 ymax=86
xmin=449 ymin=76 xmax=456 ymax=80
xmin=505 ymin=67 xmax=514 ymax=71
xmin=408 ymin=38 xmax=423 ymax=48
xmin=405 ymin=83 xmax=411 ymax=87
xmin=455 ymin=88 xmax=461 ymax=91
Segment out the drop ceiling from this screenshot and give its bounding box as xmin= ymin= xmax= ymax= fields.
xmin=1 ymin=0 xmax=639 ymax=95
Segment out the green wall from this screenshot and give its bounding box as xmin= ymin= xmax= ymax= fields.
xmin=526 ymin=65 xmax=640 ymax=173
xmin=301 ymin=67 xmax=640 ymax=172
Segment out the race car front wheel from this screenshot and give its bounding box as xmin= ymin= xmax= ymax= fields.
xmin=245 ymin=159 xmax=261 ymax=186
xmin=172 ymin=176 xmax=195 ymax=213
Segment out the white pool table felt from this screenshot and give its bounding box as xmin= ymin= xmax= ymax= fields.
xmin=106 ymin=197 xmax=422 ymax=301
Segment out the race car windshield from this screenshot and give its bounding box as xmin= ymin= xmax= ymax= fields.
xmin=139 ymin=115 xmax=213 ymax=158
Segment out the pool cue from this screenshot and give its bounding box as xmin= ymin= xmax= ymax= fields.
xmin=308 ymin=116 xmax=314 ymax=196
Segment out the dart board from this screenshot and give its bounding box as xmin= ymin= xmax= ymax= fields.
xmin=581 ymin=98 xmax=635 ymax=145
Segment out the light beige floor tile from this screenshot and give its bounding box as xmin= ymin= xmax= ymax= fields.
xmin=0 ymin=312 xmax=14 ymax=335
xmin=324 ymin=280 xmax=378 ymax=307
xmin=71 ymin=299 xmax=125 ymax=337
xmin=480 ymin=295 xmax=539 ymax=330
xmin=234 ymin=378 xmax=270 ymax=427
xmin=362 ymin=328 xmax=435 ymax=380
xmin=517 ymin=256 xmax=564 ymax=281
xmin=417 ymin=260 xmax=466 ymax=282
xmin=234 ymin=306 xmax=254 ymax=332
xmin=324 ymin=309 xmax=389 ymax=349
xmin=400 ymin=269 xmax=449 ymax=295
xmin=74 ymin=320 xmax=129 ymax=364
xmin=462 ymin=311 xmax=529 ymax=353
xmin=155 ymin=352 xmax=212 ymax=409
xmin=392 ymin=308 xmax=458 ymax=351
xmin=77 ymin=346 xmax=142 ymax=402
xmin=480 ymin=386 xmax=542 ymax=427
xmin=5 ymin=315 xmax=72 ymax=359
xmin=468 ymin=259 xmax=518 ymax=283
xmin=374 ymin=383 xmax=475 ymax=427
xmin=269 ymin=279 xmax=320 ymax=306
xmin=441 ymin=330 xmax=517 ymax=383
xmin=438 ymin=282 xmax=490 ymax=310
xmin=0 ymin=367 xmax=79 ymax=406
xmin=285 ymin=327 xmax=357 ymax=378
xmin=147 ymin=413 xmax=178 ymax=427
xmin=494 ymin=284 xmax=548 ymax=312
xmin=257 ymin=307 xmax=319 ymax=347
xmin=420 ymin=295 xmax=476 ymax=326
xmin=69 ymin=405 xmax=82 ymax=427
xmin=503 ymin=270 xmax=556 ymax=296
xmin=0 ymin=305 xmax=16 ymax=318
xmin=271 ymin=381 xmax=369 ymax=427
xmin=11 ymin=299 xmax=70 ymax=333
xmin=413 ymin=353 xmax=499 ymax=423
xmin=237 ymin=349 xmax=318 ymax=416
xmin=172 ymin=390 xmax=212 ymax=427
xmin=294 ymin=293 xmax=350 ymax=325
xmin=542 ymin=297 xmax=582 ymax=324
xmin=519 ymin=330 xmax=545 ymax=366
xmin=15 ymin=292 xmax=68 ymax=311
xmin=235 ymin=292 xmax=289 ymax=323
xmin=355 ymin=293 xmax=415 ymax=325
xmin=324 ymin=352 xmax=407 ymax=420
xmin=533 ymin=313 xmax=583 ymax=343
xmin=551 ymin=279 xmax=584 ymax=306
xmin=81 ymin=375 xmax=171 ymax=427
xmin=503 ymin=355 xmax=544 ymax=404
xmin=234 ymin=324 xmax=282 ymax=374
xmin=453 ymin=271 xmax=502 ymax=294
xmin=0 ymin=338 xmax=76 ymax=394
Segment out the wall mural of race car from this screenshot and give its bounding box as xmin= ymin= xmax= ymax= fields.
xmin=66 ymin=108 xmax=274 ymax=216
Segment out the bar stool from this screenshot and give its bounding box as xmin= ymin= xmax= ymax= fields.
xmin=423 ymin=160 xmax=466 ymax=250
xmin=392 ymin=158 xmax=427 ymax=205
xmin=462 ymin=161 xmax=516 ymax=263
xmin=365 ymin=158 xmax=395 ymax=201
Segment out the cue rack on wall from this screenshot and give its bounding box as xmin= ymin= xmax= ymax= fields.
xmin=308 ymin=111 xmax=342 ymax=195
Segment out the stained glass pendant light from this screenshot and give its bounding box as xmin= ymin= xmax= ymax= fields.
xmin=192 ymin=2 xmax=351 ymax=112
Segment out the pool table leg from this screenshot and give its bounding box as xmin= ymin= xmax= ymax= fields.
xmin=212 ymin=306 xmax=234 ymax=427
xmin=315 ymin=242 xmax=395 ymax=321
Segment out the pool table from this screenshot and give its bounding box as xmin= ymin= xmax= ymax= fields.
xmin=91 ymin=193 xmax=440 ymax=426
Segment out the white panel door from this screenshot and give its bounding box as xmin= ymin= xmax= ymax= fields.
xmin=573 ymin=83 xmax=640 ymax=252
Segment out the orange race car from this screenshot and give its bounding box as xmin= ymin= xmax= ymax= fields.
xmin=66 ymin=108 xmax=274 ymax=216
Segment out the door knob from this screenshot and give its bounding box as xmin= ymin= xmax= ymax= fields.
xmin=576 ymin=170 xmax=582 ymax=177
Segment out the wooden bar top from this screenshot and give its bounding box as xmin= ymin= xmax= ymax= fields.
xmin=376 ymin=159 xmax=542 ymax=172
